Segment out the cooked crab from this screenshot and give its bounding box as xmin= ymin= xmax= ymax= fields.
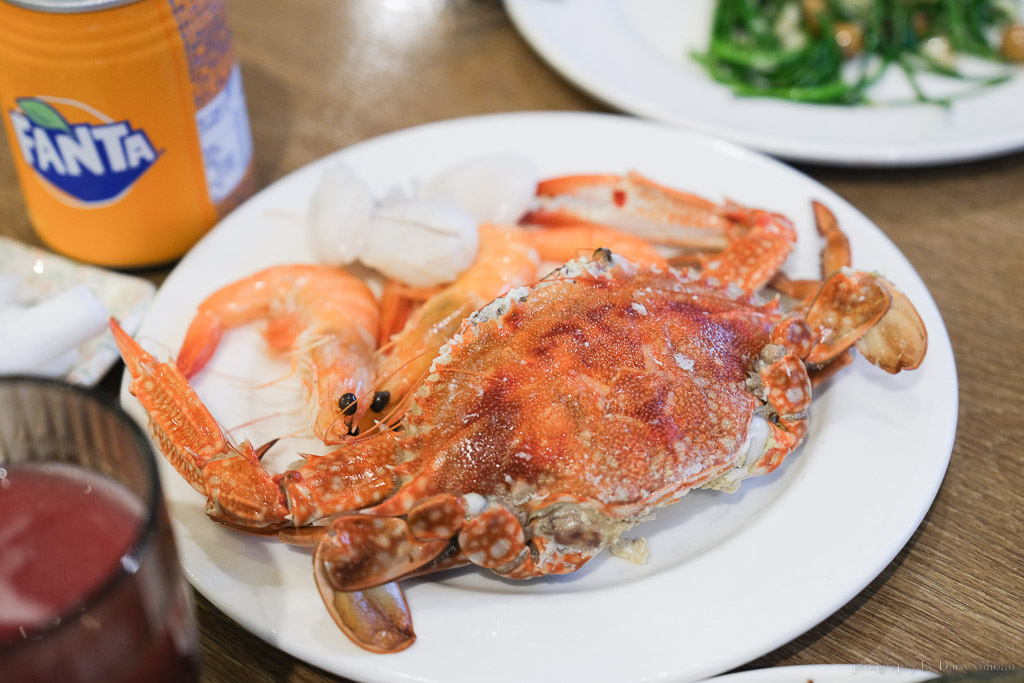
xmin=113 ymin=175 xmax=927 ymax=654
xmin=305 ymin=246 xmax=925 ymax=649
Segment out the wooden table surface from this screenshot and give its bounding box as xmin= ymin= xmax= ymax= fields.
xmin=1 ymin=1 xmax=1021 ymax=681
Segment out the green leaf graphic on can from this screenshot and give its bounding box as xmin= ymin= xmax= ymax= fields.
xmin=16 ymin=98 xmax=72 ymax=133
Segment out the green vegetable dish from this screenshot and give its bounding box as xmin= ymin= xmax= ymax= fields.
xmin=692 ymin=0 xmax=1024 ymax=105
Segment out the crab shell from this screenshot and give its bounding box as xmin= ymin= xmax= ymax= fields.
xmin=320 ymin=250 xmax=815 ymax=588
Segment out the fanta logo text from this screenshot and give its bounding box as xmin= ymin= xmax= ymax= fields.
xmin=8 ymin=98 xmax=160 ymax=204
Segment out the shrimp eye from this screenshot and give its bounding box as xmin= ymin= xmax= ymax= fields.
xmin=371 ymin=391 xmax=390 ymax=413
xmin=338 ymin=393 xmax=358 ymax=415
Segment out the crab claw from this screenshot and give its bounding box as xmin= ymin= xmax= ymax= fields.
xmin=802 ymin=271 xmax=927 ymax=374
xmin=803 ymin=270 xmax=891 ymax=367
xmin=312 ymin=571 xmax=416 ymax=654
xmin=311 ymin=517 xmax=433 ymax=654
xmin=854 ymin=279 xmax=927 ymax=373
xmin=274 ymin=525 xmax=414 ymax=654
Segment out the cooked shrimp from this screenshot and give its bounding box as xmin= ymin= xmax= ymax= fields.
xmin=524 ymin=223 xmax=668 ymax=268
xmin=175 ymin=264 xmax=380 ymax=443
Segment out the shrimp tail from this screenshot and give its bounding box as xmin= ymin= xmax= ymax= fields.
xmin=176 ymin=308 xmax=223 ymax=377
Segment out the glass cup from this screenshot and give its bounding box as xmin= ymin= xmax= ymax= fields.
xmin=0 ymin=376 xmax=200 ymax=683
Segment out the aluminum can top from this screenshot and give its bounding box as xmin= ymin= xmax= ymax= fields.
xmin=0 ymin=0 xmax=142 ymax=13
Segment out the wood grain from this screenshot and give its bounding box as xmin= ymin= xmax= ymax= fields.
xmin=1 ymin=1 xmax=1020 ymax=680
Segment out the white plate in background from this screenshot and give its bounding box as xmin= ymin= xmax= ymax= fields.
xmin=505 ymin=0 xmax=1024 ymax=166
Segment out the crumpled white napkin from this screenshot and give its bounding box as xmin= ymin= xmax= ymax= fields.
xmin=0 ymin=281 xmax=108 ymax=378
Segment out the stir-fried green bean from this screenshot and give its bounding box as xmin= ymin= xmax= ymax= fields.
xmin=692 ymin=0 xmax=1023 ymax=105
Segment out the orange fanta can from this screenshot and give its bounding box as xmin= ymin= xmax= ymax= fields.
xmin=0 ymin=0 xmax=255 ymax=267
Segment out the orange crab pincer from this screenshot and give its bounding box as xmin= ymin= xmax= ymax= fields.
xmin=314 ymin=249 xmax=824 ymax=598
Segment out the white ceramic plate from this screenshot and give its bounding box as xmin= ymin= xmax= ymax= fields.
xmin=0 ymin=236 xmax=155 ymax=386
xmin=119 ymin=112 xmax=957 ymax=683
xmin=505 ymin=0 xmax=1024 ymax=167
xmin=709 ymin=665 xmax=936 ymax=683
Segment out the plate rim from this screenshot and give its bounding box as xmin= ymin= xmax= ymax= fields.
xmin=709 ymin=664 xmax=937 ymax=682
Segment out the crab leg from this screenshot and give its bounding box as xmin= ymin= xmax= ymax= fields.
xmin=813 ymin=200 xmax=852 ymax=278
xmin=112 ymin=319 xmax=398 ymax=530
xmin=317 ymin=493 xmax=520 ymax=588
xmin=699 ymin=210 xmax=797 ymax=292
xmin=752 ymin=353 xmax=812 ymax=475
xmin=753 ymin=201 xmax=925 ymax=377
xmin=314 ymin=495 xmax=571 ymax=591
xmin=524 ymin=172 xmax=806 ymax=292
xmin=112 ymin=318 xmax=291 ymax=527
xmin=522 ymin=171 xmax=737 ymax=250
xmin=316 ymin=515 xmax=451 ymax=590
xmin=523 ymin=223 xmax=669 ymax=268
xmin=275 ymin=514 xmax=419 ymax=653
xmin=800 ymin=270 xmax=926 ymax=376
xmin=769 ymin=201 xmax=852 ymax=303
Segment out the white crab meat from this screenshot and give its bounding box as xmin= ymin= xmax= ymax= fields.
xmin=309 ymin=161 xmax=374 ymax=266
xmin=420 ymin=154 xmax=539 ymax=225
xmin=360 ymin=197 xmax=479 ymax=288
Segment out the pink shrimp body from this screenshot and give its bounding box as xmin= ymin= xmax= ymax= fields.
xmin=524 ymin=223 xmax=669 ymax=268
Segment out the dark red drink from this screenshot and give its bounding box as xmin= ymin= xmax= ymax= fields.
xmin=0 ymin=464 xmax=139 ymax=638
xmin=0 ymin=465 xmax=199 ymax=683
